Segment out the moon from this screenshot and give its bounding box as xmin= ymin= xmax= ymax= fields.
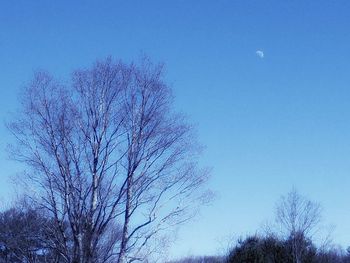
xmin=256 ymin=50 xmax=264 ymax=58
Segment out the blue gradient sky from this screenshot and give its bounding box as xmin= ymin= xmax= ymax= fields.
xmin=1 ymin=0 xmax=350 ymax=258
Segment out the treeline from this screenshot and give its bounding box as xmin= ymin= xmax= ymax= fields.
xmin=1 ymin=189 xmax=348 ymax=263
xmin=171 ymin=189 xmax=350 ymax=263
xmin=2 ymin=205 xmax=349 ymax=263
xmin=168 ymin=256 xmax=222 ymax=263
xmin=171 ymin=234 xmax=350 ymax=263
xmin=227 ymin=234 xmax=350 ymax=263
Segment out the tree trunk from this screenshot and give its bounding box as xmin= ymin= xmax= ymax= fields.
xmin=117 ymin=174 xmax=132 ymax=263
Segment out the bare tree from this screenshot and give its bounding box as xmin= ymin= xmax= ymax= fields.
xmin=8 ymin=57 xmax=210 ymax=263
xmin=275 ymin=189 xmax=322 ymax=263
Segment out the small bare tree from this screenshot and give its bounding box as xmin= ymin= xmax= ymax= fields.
xmin=275 ymin=189 xmax=322 ymax=263
xmin=8 ymin=57 xmax=210 ymax=263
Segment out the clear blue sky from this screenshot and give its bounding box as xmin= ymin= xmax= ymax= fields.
xmin=1 ymin=0 xmax=350 ymax=258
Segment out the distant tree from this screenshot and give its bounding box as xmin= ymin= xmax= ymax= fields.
xmin=227 ymin=235 xmax=290 ymax=263
xmin=227 ymin=234 xmax=321 ymax=263
xmin=8 ymin=57 xmax=209 ymax=263
xmin=275 ymin=189 xmax=321 ymax=263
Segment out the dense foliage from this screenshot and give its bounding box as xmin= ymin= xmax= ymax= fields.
xmin=0 ymin=207 xmax=60 ymax=262
xmin=170 ymin=235 xmax=350 ymax=263
xmin=227 ymin=234 xmax=350 ymax=263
